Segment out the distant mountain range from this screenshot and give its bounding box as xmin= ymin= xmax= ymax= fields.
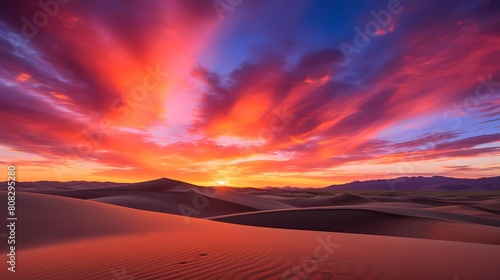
xmin=325 ymin=176 xmax=500 ymax=191
xmin=8 ymin=176 xmax=500 ymax=191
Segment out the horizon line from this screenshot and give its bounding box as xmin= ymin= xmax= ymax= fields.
xmin=7 ymin=174 xmax=500 ymax=189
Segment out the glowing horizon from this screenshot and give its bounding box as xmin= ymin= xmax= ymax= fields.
xmin=0 ymin=0 xmax=499 ymax=187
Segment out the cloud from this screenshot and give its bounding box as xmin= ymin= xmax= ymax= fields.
xmin=442 ymin=165 xmax=500 ymax=172
xmin=0 ymin=0 xmax=499 ymax=186
xmin=435 ymin=133 xmax=500 ymax=150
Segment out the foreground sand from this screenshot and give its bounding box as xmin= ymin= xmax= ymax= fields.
xmin=1 ymin=191 xmax=500 ymax=279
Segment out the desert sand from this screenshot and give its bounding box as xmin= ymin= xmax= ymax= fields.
xmin=1 ymin=178 xmax=500 ymax=279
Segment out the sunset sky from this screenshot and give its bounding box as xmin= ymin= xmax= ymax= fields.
xmin=0 ymin=0 xmax=499 ymax=187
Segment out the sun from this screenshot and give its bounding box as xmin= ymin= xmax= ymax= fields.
xmin=217 ymin=180 xmax=226 ymax=186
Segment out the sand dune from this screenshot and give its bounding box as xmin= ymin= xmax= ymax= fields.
xmin=478 ymin=200 xmax=500 ymax=211
xmin=0 ymin=191 xmax=194 ymax=250
xmin=5 ymin=179 xmax=500 ymax=279
xmin=1 ymin=190 xmax=500 ymax=280
xmin=272 ymin=193 xmax=373 ymax=208
xmin=14 ymin=181 xmax=121 ymax=191
xmin=12 ymin=181 xmax=500 ymax=242
xmin=210 ymin=206 xmax=500 ymax=244
xmin=27 ymin=178 xmax=291 ymax=218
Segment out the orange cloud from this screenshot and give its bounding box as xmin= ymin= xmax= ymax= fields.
xmin=16 ymin=72 xmax=31 ymax=82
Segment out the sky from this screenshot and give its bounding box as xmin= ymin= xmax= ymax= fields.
xmin=0 ymin=0 xmax=499 ymax=187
